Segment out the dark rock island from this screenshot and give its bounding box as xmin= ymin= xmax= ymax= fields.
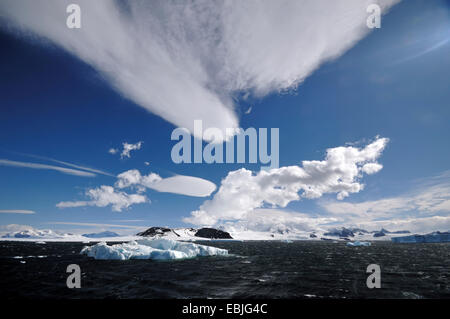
xmin=137 ymin=227 xmax=181 ymax=237
xmin=136 ymin=226 xmax=233 ymax=239
xmin=194 ymin=228 xmax=233 ymax=239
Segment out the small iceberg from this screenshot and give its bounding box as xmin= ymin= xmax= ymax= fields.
xmin=80 ymin=238 xmax=229 ymax=260
xmin=346 ymin=241 xmax=371 ymax=247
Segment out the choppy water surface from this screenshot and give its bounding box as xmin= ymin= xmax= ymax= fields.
xmin=0 ymin=241 xmax=448 ymax=299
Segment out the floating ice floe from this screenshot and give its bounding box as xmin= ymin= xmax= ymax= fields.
xmin=346 ymin=241 xmax=371 ymax=247
xmin=80 ymin=238 xmax=229 ymax=260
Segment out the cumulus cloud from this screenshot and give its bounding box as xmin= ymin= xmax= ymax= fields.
xmin=361 ymin=163 xmax=383 ymax=174
xmin=184 ymin=137 xmax=389 ymax=225
xmin=120 ymin=142 xmax=143 ymax=159
xmin=57 ymin=169 xmax=216 ymax=212
xmin=0 ymin=159 xmax=96 ymax=177
xmin=57 ymin=185 xmax=148 ymax=212
xmin=0 ymin=0 xmax=398 ymax=140
xmin=108 ymin=142 xmax=143 ymax=158
xmin=116 ymin=169 xmax=216 ymax=197
xmin=217 ymin=179 xmax=450 ymax=234
xmin=108 ymin=148 xmax=118 ymax=155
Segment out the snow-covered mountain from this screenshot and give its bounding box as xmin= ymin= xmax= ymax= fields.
xmin=1 ymin=227 xmax=137 ymax=242
xmin=133 ymin=226 xmax=415 ymax=242
xmin=2 ymin=228 xmax=73 ymax=239
xmin=5 ymin=225 xmax=448 ymax=243
xmin=136 ymin=227 xmax=197 ymax=239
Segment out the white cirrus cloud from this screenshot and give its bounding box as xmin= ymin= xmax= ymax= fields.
xmin=321 ymin=182 xmax=450 ymax=219
xmin=0 ymin=209 xmax=35 ymax=214
xmin=116 ymin=169 xmax=216 ymax=197
xmin=56 ymin=185 xmax=148 ymax=212
xmin=0 ymin=0 xmax=399 ymax=140
xmin=20 ymin=152 xmax=113 ymax=176
xmin=352 ymin=216 xmax=450 ymax=234
xmin=47 ymin=222 xmax=144 ymax=230
xmin=0 ymin=159 xmax=96 ymax=177
xmin=3 ymin=151 xmax=113 ymax=176
xmin=184 ymin=137 xmax=389 ymax=225
xmin=220 ymin=208 xmax=337 ymax=234
xmin=313 ymin=171 xmax=450 ymax=233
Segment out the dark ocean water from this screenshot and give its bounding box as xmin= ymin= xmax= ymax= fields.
xmin=0 ymin=241 xmax=448 ymax=299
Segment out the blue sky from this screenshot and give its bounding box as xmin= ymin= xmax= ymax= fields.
xmin=0 ymin=0 xmax=449 ymax=235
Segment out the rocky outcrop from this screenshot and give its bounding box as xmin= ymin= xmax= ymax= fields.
xmin=324 ymin=228 xmax=355 ymax=238
xmin=194 ymin=228 xmax=233 ymax=239
xmin=373 ymin=228 xmax=410 ymax=237
xmin=136 ymin=226 xmax=232 ymax=239
xmin=373 ymin=231 xmax=386 ymax=237
xmin=137 ymin=227 xmax=180 ymax=237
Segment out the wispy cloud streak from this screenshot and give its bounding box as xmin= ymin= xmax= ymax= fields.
xmin=2 ymin=150 xmax=114 ymax=177
xmin=46 ymin=222 xmax=144 ymax=229
xmin=0 ymin=209 xmax=35 ymax=214
xmin=0 ymin=159 xmax=96 ymax=177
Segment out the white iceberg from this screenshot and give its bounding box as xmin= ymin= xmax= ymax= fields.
xmin=80 ymin=238 xmax=229 ymax=260
xmin=346 ymin=241 xmax=371 ymax=247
